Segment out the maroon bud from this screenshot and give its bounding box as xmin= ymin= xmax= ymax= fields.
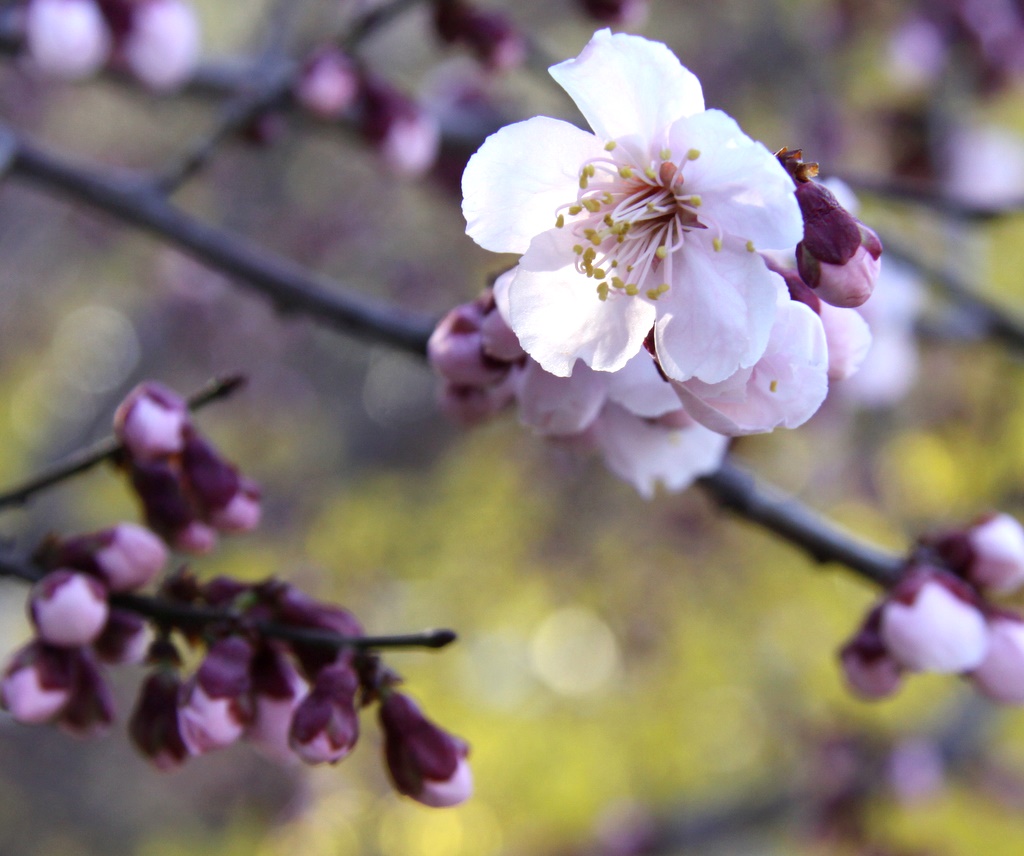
xmin=55 ymin=523 xmax=168 ymax=592
xmin=839 ymin=606 xmax=904 ymax=700
xmin=1 ymin=641 xmax=77 ymax=723
xmin=180 ymin=429 xmax=241 ymax=514
xmin=113 ymin=381 xmax=189 ymax=462
xmin=428 ymin=301 xmax=509 ymax=387
xmin=247 ymin=645 xmax=308 ymax=762
xmin=577 ymin=0 xmax=649 ymax=26
xmin=59 ymin=651 xmax=115 ymax=737
xmin=130 ymin=668 xmax=189 ymax=769
xmin=433 ymin=0 xmax=525 ymax=71
xmin=289 ymin=663 xmax=360 ymax=764
xmin=130 ymin=459 xmax=199 ymax=543
xmin=379 ymin=692 xmax=472 ymax=807
xmin=273 ymin=585 xmax=364 ymax=677
xmin=358 ymin=76 xmax=440 ymax=177
xmin=93 ymin=609 xmax=150 ymax=664
xmin=177 ymin=636 xmax=254 ymax=755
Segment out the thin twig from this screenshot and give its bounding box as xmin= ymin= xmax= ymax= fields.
xmin=697 ymin=457 xmax=905 ymax=588
xmin=2 ymin=128 xmax=437 ymax=355
xmin=0 ymin=375 xmax=244 ymax=511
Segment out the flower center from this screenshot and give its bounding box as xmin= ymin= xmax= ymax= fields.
xmin=555 ymin=143 xmax=711 ymax=302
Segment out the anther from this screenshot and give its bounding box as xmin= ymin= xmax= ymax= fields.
xmin=555 ymin=214 xmax=565 ymax=228
xmin=625 ymin=284 xmax=639 ymax=296
xmin=746 ymin=240 xmax=755 ymax=252
xmin=660 ymin=148 xmax=672 ymax=161
xmin=573 ymin=244 xmax=584 ymax=255
xmin=618 ymin=165 xmax=633 ymax=179
xmin=604 ymin=214 xmax=615 ymax=226
xmin=583 ymin=199 xmax=601 ymax=213
xmin=769 ymin=380 xmax=779 ymax=393
xmin=712 ymin=237 xmax=722 ymax=251
xmin=593 ymin=268 xmax=607 ymax=279
xmin=569 ymin=205 xmax=583 ymax=215
xmin=612 ymin=276 xmax=626 ymax=289
xmin=655 ymin=245 xmax=668 ymax=260
xmin=687 ymin=148 xmax=700 ymax=160
xmin=646 ymin=288 xmax=661 ymax=300
xmin=644 ymin=166 xmax=657 ymax=180
xmin=604 ymin=141 xmax=618 ymax=151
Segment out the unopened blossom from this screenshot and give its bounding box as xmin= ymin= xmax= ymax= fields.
xmin=130 ymin=459 xmax=217 ymax=553
xmin=30 ymin=570 xmax=109 ymax=648
xmin=208 ymin=479 xmax=262 ymax=534
xmin=966 ymin=513 xmax=1024 ymax=593
xmin=379 ymin=692 xmax=473 ymax=807
xmin=247 ymin=646 xmax=308 ymax=763
xmin=1 ymin=642 xmax=76 ymax=723
xmin=121 ymin=0 xmax=200 ymax=91
xmin=59 ymin=651 xmax=115 ymax=737
xmin=114 ymin=382 xmax=189 ymax=461
xmin=93 ymin=610 xmax=150 ymax=665
xmin=295 ymin=48 xmax=359 ymax=119
xmin=429 ymin=298 xmax=512 ymax=388
xmin=289 ymin=664 xmax=360 ymax=764
xmin=969 ymin=614 xmax=1024 ymax=703
xmin=92 ymin=523 xmax=168 ymax=592
xmin=178 ymin=637 xmax=253 ymax=755
xmin=839 ymin=607 xmax=904 ymax=700
xmin=463 ymin=29 xmax=802 ymax=383
xmin=25 ymin=0 xmax=110 ymax=79
xmin=360 ymin=77 xmax=440 ymax=177
xmin=578 ymin=0 xmax=649 ymax=26
xmin=880 ymin=570 xmax=989 ymax=673
xmin=433 ymin=0 xmax=525 ymax=72
xmin=130 ymin=669 xmax=189 ymax=769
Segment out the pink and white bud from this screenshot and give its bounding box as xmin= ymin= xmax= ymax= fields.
xmin=122 ymin=0 xmax=200 ymax=91
xmin=93 ymin=610 xmax=151 ymax=665
xmin=130 ymin=669 xmax=189 ymax=769
xmin=274 ymin=585 xmax=364 ymax=677
xmin=479 ymin=302 xmax=524 ymax=362
xmin=839 ymin=608 xmax=904 ymax=700
xmin=577 ymin=0 xmax=649 ymax=26
xmin=433 ymin=1 xmax=525 ymax=72
xmin=1 ymin=642 xmax=75 ymax=723
xmin=428 ymin=301 xmax=508 ymax=387
xmin=969 ymin=615 xmax=1024 ymax=703
xmin=177 ymin=637 xmax=253 ymax=755
xmin=966 ymin=513 xmax=1024 ymax=594
xmin=295 ymin=48 xmax=359 ymax=119
xmin=439 ymin=380 xmax=514 ymax=426
xmin=379 ymin=692 xmax=473 ymax=808
xmin=93 ymin=523 xmax=168 ymax=591
xmin=25 ymin=0 xmax=110 ymax=80
xmin=288 ymin=664 xmax=360 ymax=764
xmin=813 ymin=243 xmax=882 ymax=310
xmin=880 ymin=571 xmax=989 ymax=673
xmin=173 ymin=520 xmax=218 ymax=554
xmin=361 ymin=78 xmax=440 ymax=177
xmin=30 ymin=570 xmax=109 ymax=648
xmin=247 ymin=646 xmax=308 ymax=762
xmin=114 ymin=382 xmax=189 ymax=461
xmin=209 ymin=480 xmax=262 ymax=534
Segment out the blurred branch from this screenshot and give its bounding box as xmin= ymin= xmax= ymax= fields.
xmin=0 ymin=549 xmax=457 ymax=651
xmin=0 ymin=375 xmax=245 ymax=511
xmin=698 ymin=458 xmax=905 ymax=588
xmin=1 ymin=127 xmax=436 ymax=354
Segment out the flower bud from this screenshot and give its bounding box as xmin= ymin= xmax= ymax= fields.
xmin=289 ymin=663 xmax=360 ymax=764
xmin=359 ymin=77 xmax=440 ymax=177
xmin=209 ymin=479 xmax=262 ymax=534
xmin=180 ymin=429 xmax=241 ymax=513
xmin=130 ymin=669 xmax=189 ymax=769
xmin=247 ymin=646 xmax=308 ymax=762
xmin=433 ymin=1 xmax=525 ymax=72
xmin=130 ymin=459 xmax=196 ymax=541
xmin=114 ymin=382 xmax=189 ymax=461
xmin=969 ymin=614 xmax=1024 ymax=703
xmin=479 ymin=298 xmax=524 ymax=362
xmin=1 ymin=642 xmax=76 ymax=723
xmin=122 ymin=0 xmax=200 ymax=91
xmin=177 ymin=637 xmax=253 ymax=755
xmin=273 ymin=585 xmax=363 ymax=677
xmin=838 ymin=607 xmax=903 ymax=700
xmin=91 ymin=523 xmax=168 ymax=592
xmin=30 ymin=570 xmax=109 ymax=648
xmin=428 ymin=301 xmax=509 ymax=387
xmin=577 ymin=0 xmax=649 ymax=26
xmin=25 ymin=0 xmax=110 ymax=80
xmin=93 ymin=609 xmax=151 ymax=665
xmin=966 ymin=513 xmax=1024 ymax=594
xmin=818 ymin=303 xmax=872 ymax=382
xmin=295 ymin=48 xmax=359 ymax=119
xmin=59 ymin=651 xmax=115 ymax=737
xmin=379 ymin=692 xmax=473 ymax=807
xmin=438 ymin=381 xmax=514 ymax=426
xmin=880 ymin=569 xmax=989 ymax=673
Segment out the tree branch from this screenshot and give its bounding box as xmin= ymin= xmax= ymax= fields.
xmin=0 ymin=374 xmax=244 ymax=510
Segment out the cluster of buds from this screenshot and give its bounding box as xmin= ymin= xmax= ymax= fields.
xmin=114 ymin=382 xmax=261 ymax=554
xmin=0 ymin=523 xmax=168 ymax=732
xmin=292 ymin=50 xmax=440 ymax=177
xmin=432 ymin=0 xmax=525 ymax=72
xmin=22 ymin=0 xmax=200 ymax=90
xmin=128 ymin=575 xmax=471 ymax=806
xmin=576 ymin=0 xmax=649 ymax=27
xmin=777 ymin=149 xmax=883 ymax=311
xmin=841 ymin=513 xmax=1024 ymax=703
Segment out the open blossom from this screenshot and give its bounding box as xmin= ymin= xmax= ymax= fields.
xmin=462 ymin=29 xmax=802 ymax=383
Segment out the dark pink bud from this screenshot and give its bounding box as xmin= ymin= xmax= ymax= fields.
xmin=1 ymin=641 xmax=76 ymax=723
xmin=208 ymin=479 xmax=262 ymax=534
xmin=274 ymin=586 xmax=364 ymax=677
xmin=479 ymin=300 xmax=525 ymax=362
xmin=59 ymin=651 xmax=115 ymax=737
xmin=577 ymin=0 xmax=648 ymax=25
xmin=130 ymin=669 xmax=189 ymax=769
xmin=379 ymin=692 xmax=472 ymax=807
xmin=295 ymin=48 xmax=359 ymax=119
xmin=433 ymin=1 xmax=525 ymax=71
xmin=130 ymin=459 xmax=200 ymax=544
xmin=247 ymin=645 xmax=308 ymax=762
xmin=839 ymin=607 xmax=904 ymax=700
xmin=180 ymin=429 xmax=241 ymax=514
xmin=93 ymin=609 xmax=150 ymax=664
xmin=358 ymin=76 xmax=440 ymax=176
xmin=114 ymin=382 xmax=189 ymax=462
xmin=177 ymin=636 xmax=253 ymax=755
xmin=289 ymin=663 xmax=360 ymax=764
xmin=92 ymin=523 xmax=168 ymax=591
xmin=428 ymin=302 xmax=508 ymax=387
xmin=30 ymin=570 xmax=109 ymax=647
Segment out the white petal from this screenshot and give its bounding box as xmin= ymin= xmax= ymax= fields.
xmin=654 ymin=241 xmax=781 ymax=384
xmin=819 ymin=303 xmax=873 ymax=381
xmin=670 ymin=110 xmax=803 ymax=250
xmin=591 ymin=403 xmax=727 ymax=498
xmin=510 ymin=230 xmax=656 ymax=376
xmin=549 ymin=29 xmax=704 ymax=145
xmin=515 ymin=360 xmax=608 ymax=436
xmin=606 ymin=351 xmax=679 ymax=418
xmin=674 ymin=300 xmax=829 ymax=435
xmin=462 ymin=117 xmax=606 ymax=254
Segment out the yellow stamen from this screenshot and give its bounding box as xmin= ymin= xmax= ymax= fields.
xmin=583 ymin=247 xmax=597 ymax=263
xmin=655 ymin=245 xmax=668 ymax=260
xmin=769 ymin=380 xmax=779 ymax=393
xmin=555 ymin=214 xmax=565 ymax=228
xmin=713 ymin=237 xmax=722 ymax=252
xmin=660 ymin=148 xmax=672 ymax=161
xmin=646 ymin=288 xmax=661 ymax=300
xmin=644 ymin=166 xmax=657 ymax=180
xmin=746 ymin=240 xmax=755 ymax=252
xmin=604 ymin=140 xmax=618 ymax=151
xmin=611 ymin=276 xmax=626 ymax=289
xmin=687 ymin=148 xmax=700 ymax=160
xmin=597 ymin=282 xmax=610 ymax=301
xmin=618 ymin=165 xmax=633 ymax=179
xmin=585 ymin=164 xmax=596 ymax=177
xmin=583 ymin=199 xmax=601 ymax=213
xmin=625 ymin=284 xmax=639 ymax=296
xmin=689 ymin=195 xmax=702 ymax=207
xmin=603 ymin=213 xmax=615 ymax=226
xmin=657 ymin=283 xmax=670 ymax=294
xmin=573 ymin=244 xmax=584 ymax=255
xmin=593 ymin=268 xmax=606 ymax=279
xmin=569 ymin=205 xmax=583 ymax=215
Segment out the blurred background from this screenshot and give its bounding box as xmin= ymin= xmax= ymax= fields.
xmin=4 ymin=0 xmax=1024 ymax=853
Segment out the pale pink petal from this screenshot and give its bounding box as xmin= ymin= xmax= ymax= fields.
xmin=462 ymin=117 xmax=607 ymax=254
xmin=968 ymin=514 xmax=1024 ymax=594
xmin=970 ymin=617 xmax=1024 ymax=703
xmin=418 ymin=756 xmax=474 ymax=808
xmin=123 ymin=0 xmax=200 ymax=91
xmin=510 ymin=230 xmax=656 ymax=376
xmin=26 ymin=0 xmax=110 ymax=79
xmin=654 ymin=240 xmax=781 ymax=383
xmin=605 ymin=351 xmax=680 ymax=418
xmin=516 ymin=360 xmax=607 ymax=436
xmin=591 ymin=403 xmax=728 ymax=498
xmin=548 ymin=29 xmax=704 ymax=145
xmin=818 ymin=303 xmax=873 ymax=381
xmin=668 ymin=110 xmax=803 ymax=250
xmin=673 ymin=300 xmax=828 ymax=435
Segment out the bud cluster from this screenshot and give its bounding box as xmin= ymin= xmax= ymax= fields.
xmin=292 ymin=50 xmax=440 ymax=177
xmin=114 ymin=382 xmax=261 ymax=554
xmin=22 ymin=0 xmax=200 ymax=90
xmin=1 ymin=523 xmax=168 ymax=734
xmin=840 ymin=513 xmax=1024 ymax=703
xmin=432 ymin=0 xmax=525 ymax=72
